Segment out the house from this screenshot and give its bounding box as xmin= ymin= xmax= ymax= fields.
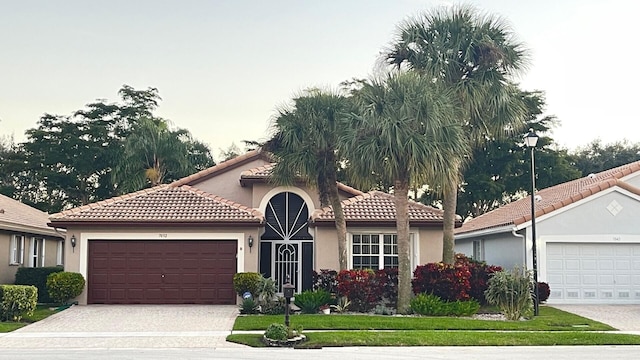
xmin=0 ymin=194 xmax=65 ymax=284
xmin=455 ymin=161 xmax=640 ymax=304
xmin=49 ymin=150 xmax=453 ymax=305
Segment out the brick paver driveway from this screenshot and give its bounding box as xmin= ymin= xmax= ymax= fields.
xmin=551 ymin=304 xmax=640 ymax=332
xmin=0 ymin=305 xmax=245 ymax=349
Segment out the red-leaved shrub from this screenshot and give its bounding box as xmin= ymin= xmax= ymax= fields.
xmin=412 ymin=262 xmax=471 ymax=301
xmin=455 ymin=254 xmax=502 ymax=304
xmin=537 ymin=282 xmax=550 ymax=303
xmin=336 ymin=269 xmax=381 ymax=312
xmin=375 ymin=268 xmax=398 ymax=308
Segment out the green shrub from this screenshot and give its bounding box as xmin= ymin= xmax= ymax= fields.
xmin=264 ymin=323 xmax=288 ymax=341
xmin=257 ymin=276 xmax=276 ymax=303
xmin=261 ymin=296 xmax=287 ymax=315
xmin=293 ymin=289 xmax=331 ymax=314
xmin=410 ymin=293 xmax=448 ymax=316
xmin=46 ymin=272 xmax=85 ymax=305
xmin=449 ymin=299 xmax=480 ymax=316
xmin=263 ymin=323 xmax=303 ymax=341
xmin=410 ymin=293 xmax=479 ymax=317
xmin=239 ymin=297 xmax=259 ymax=314
xmin=484 ymin=268 xmax=533 ymax=320
xmin=232 ymin=272 xmax=262 ymax=297
xmin=14 ymin=267 xmax=63 ymax=303
xmin=0 ymin=285 xmax=38 ymax=321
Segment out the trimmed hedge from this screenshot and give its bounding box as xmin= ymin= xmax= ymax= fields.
xmin=14 ymin=266 xmax=63 ymax=303
xmin=46 ymin=272 xmax=85 ymax=305
xmin=0 ymin=285 xmax=38 ymax=321
xmin=232 ymin=272 xmax=262 ymax=297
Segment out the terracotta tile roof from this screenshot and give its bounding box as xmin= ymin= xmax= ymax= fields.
xmin=50 ymin=185 xmax=263 ymax=224
xmin=311 ymin=190 xmax=450 ymax=225
xmin=240 ymin=163 xmax=364 ymax=197
xmin=171 ymin=149 xmax=271 ymax=187
xmin=0 ymin=194 xmax=63 ymax=237
xmin=456 ymin=161 xmax=640 ymax=235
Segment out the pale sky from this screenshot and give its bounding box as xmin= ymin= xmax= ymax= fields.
xmin=1 ymin=0 xmax=638 ymax=161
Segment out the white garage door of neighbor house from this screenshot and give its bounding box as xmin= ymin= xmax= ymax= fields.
xmin=546 ymin=243 xmax=640 ymax=304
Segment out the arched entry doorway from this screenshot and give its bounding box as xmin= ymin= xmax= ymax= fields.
xmin=259 ymin=191 xmax=314 ymax=293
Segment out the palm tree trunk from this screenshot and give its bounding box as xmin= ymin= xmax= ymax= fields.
xmin=442 ymin=179 xmax=458 ymax=264
xmin=329 ymin=187 xmax=348 ymax=271
xmin=394 ymin=179 xmax=411 ymax=314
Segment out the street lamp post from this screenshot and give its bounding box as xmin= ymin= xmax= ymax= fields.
xmin=524 ymin=128 xmax=540 ymax=316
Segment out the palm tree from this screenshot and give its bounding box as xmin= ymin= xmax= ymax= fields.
xmin=112 ymin=117 xmax=213 ymax=193
xmin=384 ymin=4 xmax=529 ymax=263
xmin=264 ymin=88 xmax=354 ymax=270
xmin=345 ymin=71 xmax=468 ymax=313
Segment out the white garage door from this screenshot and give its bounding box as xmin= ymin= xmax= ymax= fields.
xmin=546 ymin=243 xmax=640 ymax=304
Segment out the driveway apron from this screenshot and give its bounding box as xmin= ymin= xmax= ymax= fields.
xmin=0 ymin=305 xmax=245 ymax=349
xmin=551 ymin=304 xmax=640 ymax=333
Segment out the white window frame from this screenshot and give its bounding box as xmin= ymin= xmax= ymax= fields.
xmin=56 ymin=240 xmax=64 ymax=266
xmin=472 ymin=239 xmax=484 ymax=261
xmin=28 ymin=237 xmax=45 ymax=268
xmin=350 ymin=232 xmax=404 ymax=270
xmin=10 ymin=235 xmax=25 ymax=265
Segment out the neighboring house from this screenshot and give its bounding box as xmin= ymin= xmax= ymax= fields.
xmin=49 ymin=150 xmax=455 ymax=305
xmin=455 ymin=161 xmax=640 ymax=304
xmin=0 ymin=194 xmax=65 ymax=284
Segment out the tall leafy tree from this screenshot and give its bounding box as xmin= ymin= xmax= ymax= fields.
xmin=419 ymin=90 xmax=581 ymax=220
xmin=264 ymin=89 xmax=353 ymax=271
xmin=6 ymin=85 xmax=213 ymax=212
xmin=384 ymin=5 xmax=529 ymax=263
xmin=112 ymin=117 xmax=213 ymax=193
xmin=345 ymin=72 xmax=468 ymax=313
xmin=571 ymin=140 xmax=640 ymax=175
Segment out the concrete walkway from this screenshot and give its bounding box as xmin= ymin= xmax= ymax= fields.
xmin=550 ymin=304 xmax=640 ymax=333
xmin=0 ymin=305 xmax=245 ymax=349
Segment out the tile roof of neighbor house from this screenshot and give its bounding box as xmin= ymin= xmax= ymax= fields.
xmin=455 ymin=161 xmax=640 ymax=236
xmin=312 ymin=190 xmax=454 ymax=226
xmin=49 ymin=185 xmax=264 ymax=224
xmin=0 ymin=194 xmax=63 ymax=237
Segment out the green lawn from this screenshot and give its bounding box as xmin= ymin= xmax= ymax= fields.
xmin=0 ymin=305 xmax=61 ymax=333
xmin=228 ymin=306 xmax=639 ymax=347
xmin=233 ymin=306 xmax=614 ymax=332
xmin=228 ymin=331 xmax=640 ymax=348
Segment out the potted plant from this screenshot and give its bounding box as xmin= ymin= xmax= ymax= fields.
xmin=319 ymin=304 xmax=330 ymax=314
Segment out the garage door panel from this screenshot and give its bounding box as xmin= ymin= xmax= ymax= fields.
xmin=547 ymin=243 xmax=640 ymax=303
xmin=89 ymin=240 xmax=237 ymax=304
xmin=582 ymin=259 xmax=597 ymax=270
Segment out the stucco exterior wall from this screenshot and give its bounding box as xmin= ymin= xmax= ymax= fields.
xmin=64 ymin=225 xmax=261 ymax=305
xmin=417 ymin=228 xmax=443 ymax=265
xmin=0 ymin=230 xmax=63 ymax=284
xmin=313 ymin=226 xmax=340 ymax=271
xmin=190 ymin=158 xmax=270 ymax=206
xmin=536 ymin=190 xmax=640 ymax=237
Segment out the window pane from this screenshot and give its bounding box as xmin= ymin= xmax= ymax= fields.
xmin=353 ymin=244 xmax=361 ymax=255
xmin=371 ymin=235 xmax=379 ymax=244
xmin=362 ymin=244 xmax=370 ymax=254
xmin=353 ymin=235 xmax=361 ymax=244
xmin=362 ymin=235 xmax=370 ymax=244
xmin=372 ymin=245 xmax=379 ymax=254
xmin=384 ymin=256 xmax=399 ymax=268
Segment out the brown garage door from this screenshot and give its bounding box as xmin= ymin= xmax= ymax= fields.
xmin=88 ymin=240 xmax=236 ymax=304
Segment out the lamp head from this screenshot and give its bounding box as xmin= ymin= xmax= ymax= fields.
xmin=70 ymin=235 xmax=76 ymax=248
xmin=524 ymin=128 xmax=539 ymax=148
xmin=247 ymin=235 xmax=254 ymax=248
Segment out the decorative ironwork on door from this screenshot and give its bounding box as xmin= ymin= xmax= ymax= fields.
xmin=274 ymin=242 xmax=299 ymax=293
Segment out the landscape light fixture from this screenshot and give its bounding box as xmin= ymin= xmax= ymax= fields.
xmin=524 ymin=128 xmax=540 ymax=316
